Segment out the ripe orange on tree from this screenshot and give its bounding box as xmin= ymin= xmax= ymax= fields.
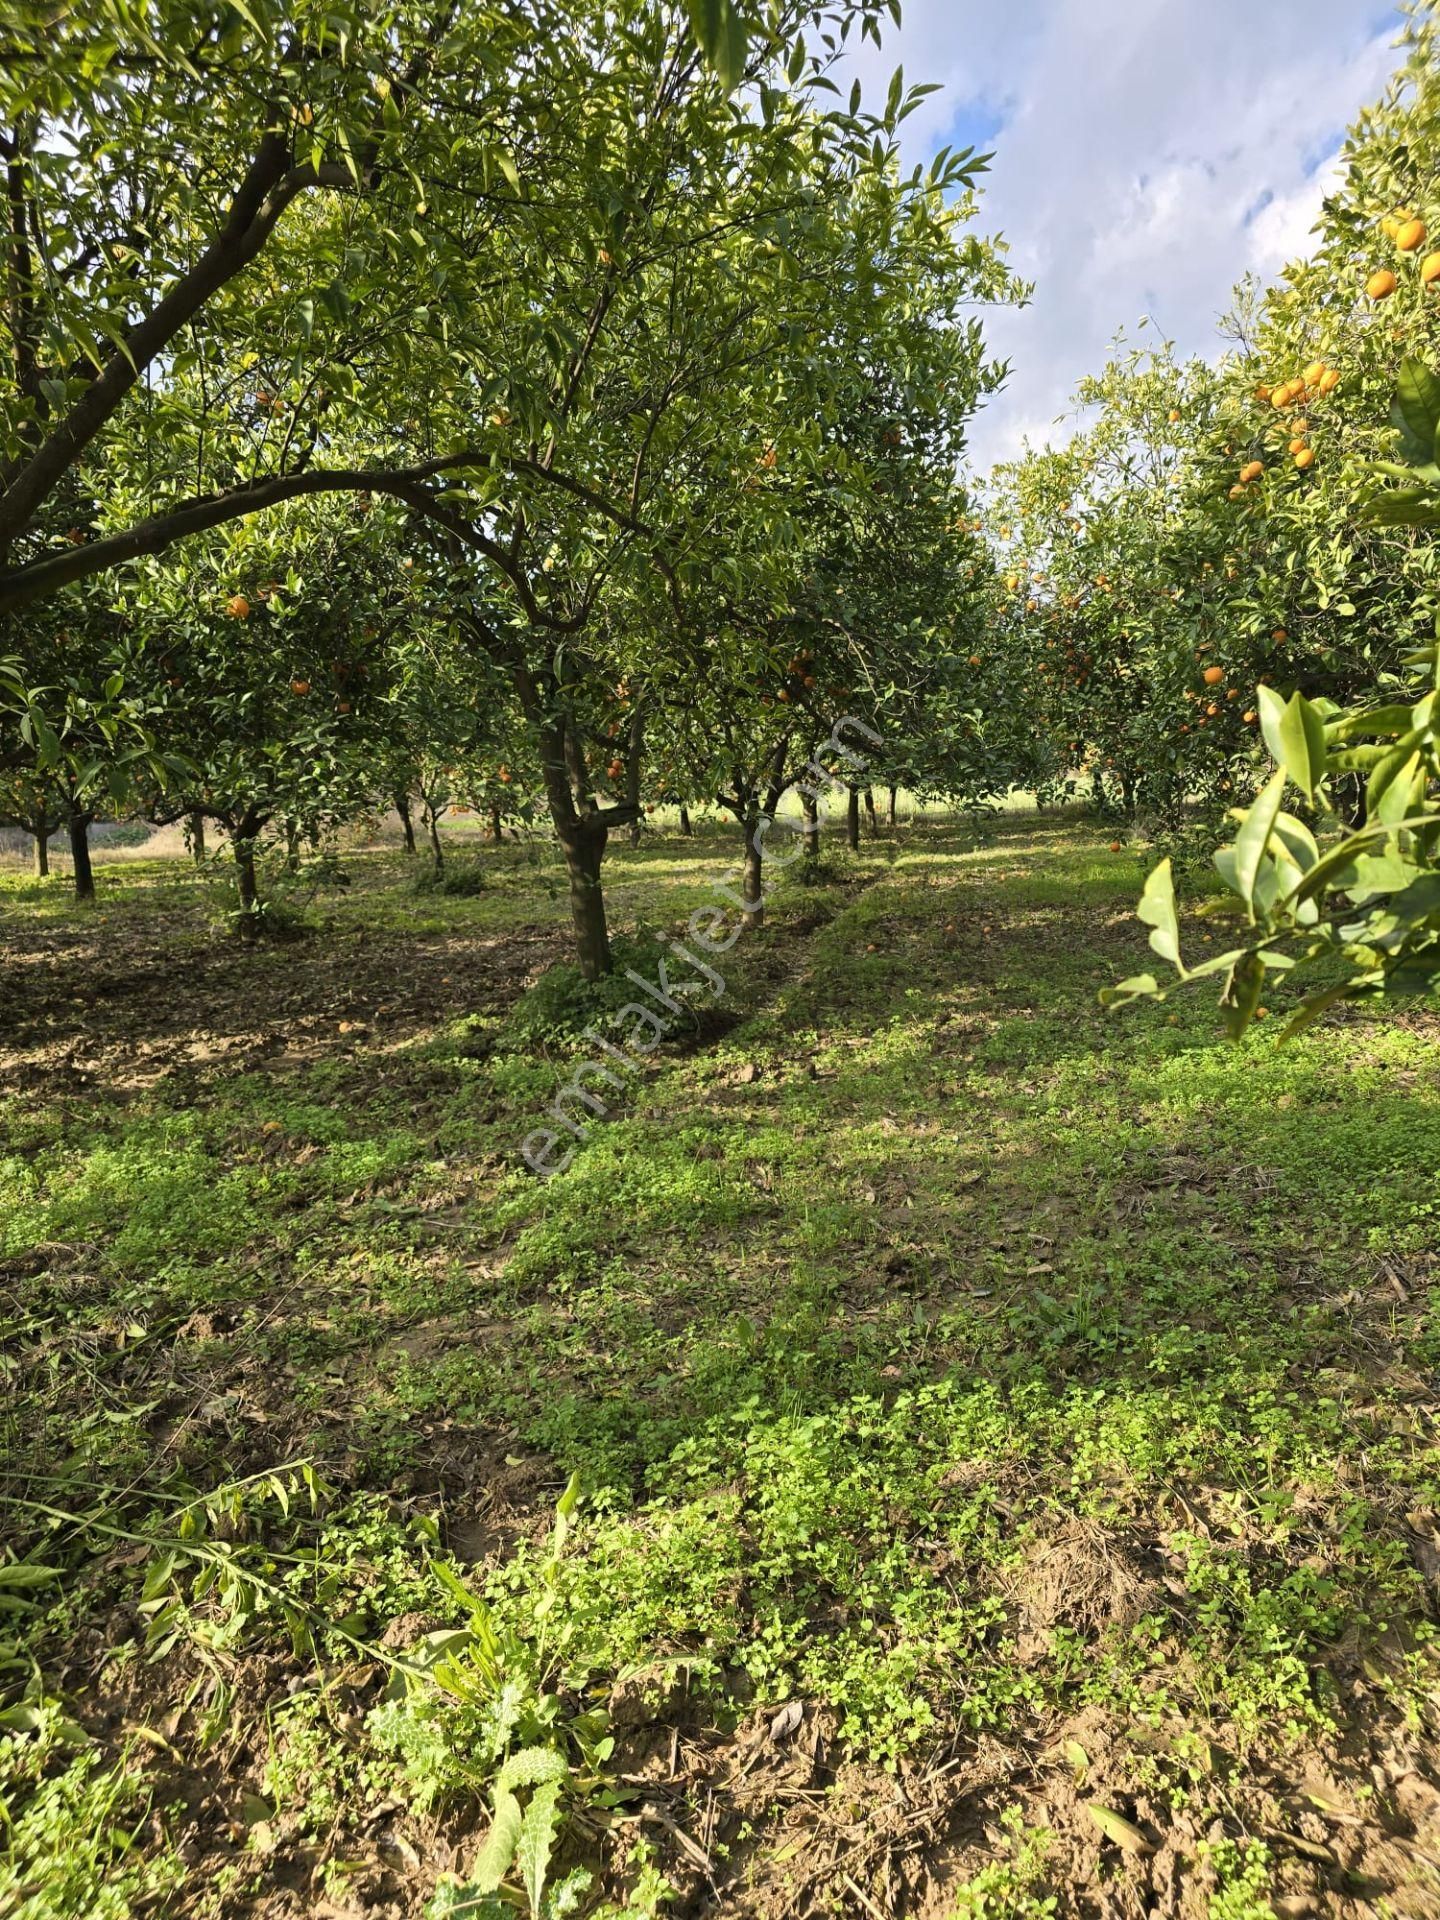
xmin=1202 ymin=664 xmax=1224 ymax=686
xmin=225 ymin=594 xmax=251 ymax=620
xmin=1367 ymin=268 xmax=1399 ymax=300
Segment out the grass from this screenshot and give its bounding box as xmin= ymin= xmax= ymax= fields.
xmin=2 ymin=809 xmax=1439 ymax=1918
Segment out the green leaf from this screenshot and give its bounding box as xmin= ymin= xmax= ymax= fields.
xmin=469 ymin=1788 xmax=524 ymax=1896
xmin=1366 ymin=730 xmax=1425 ymax=821
xmin=1230 ymin=766 xmax=1287 ymax=917
xmin=1259 ymin=688 xmax=1327 ymax=800
xmin=1391 ymin=356 xmax=1440 ymax=469
xmin=1361 ymin=488 xmax=1440 ymax=528
xmin=516 ymin=1777 xmax=564 ymax=1918
xmin=1099 ymin=972 xmax=1162 ymax=1009
xmin=1219 ymin=950 xmax=1267 ymax=1039
xmin=1136 ymin=858 xmax=1182 ymax=971
xmin=683 ymin=0 xmax=749 ymax=90
xmin=0 ymin=1563 xmax=63 ymax=1589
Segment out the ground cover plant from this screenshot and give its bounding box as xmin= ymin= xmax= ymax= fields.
xmin=2 ymin=810 xmax=1439 ymax=1917
xmin=6 ymin=2 xmax=1440 ymax=1915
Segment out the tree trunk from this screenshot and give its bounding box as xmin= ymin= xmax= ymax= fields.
xmin=846 ymin=785 xmax=860 ymax=852
xmin=863 ymin=787 xmax=877 ymax=834
xmin=425 ymin=805 xmax=444 ymax=872
xmin=236 ymin=849 xmax=259 ymax=935
xmin=741 ymin=816 xmax=764 ymax=926
xmin=625 ymin=704 xmax=645 ymax=847
xmin=887 ymin=785 xmax=897 ymax=828
xmin=557 ymin=817 xmax=612 ymax=979
xmin=395 ymin=791 xmax=417 ymax=854
xmin=514 ymin=676 xmax=628 ymax=979
xmin=188 ymin=811 xmax=206 ymax=862
xmin=234 ymin=811 xmax=263 ymax=939
xmin=490 ymin=802 xmax=503 ymax=843
xmin=284 ymin=821 xmax=301 ymax=873
xmin=32 ymin=817 xmax=49 ymax=876
xmin=801 ymin=790 xmax=819 ymax=863
xmin=678 ymin=804 xmax=692 ymax=837
xmin=69 ymin=809 xmax=94 ymax=902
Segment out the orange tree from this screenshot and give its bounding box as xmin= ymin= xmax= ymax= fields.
xmin=0 ymin=578 xmax=171 ymax=897
xmin=985 ymin=340 xmax=1250 ymax=823
xmin=988 ymin=12 xmax=1440 ymax=833
xmin=415 ymin=84 xmax=1012 ymax=977
xmin=123 ymin=498 xmax=424 ymax=931
xmin=0 ymin=0 xmax=754 ymax=603
xmin=1107 ymin=360 xmax=1440 ymax=1037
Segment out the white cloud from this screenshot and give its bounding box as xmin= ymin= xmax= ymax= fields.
xmin=842 ymin=0 xmax=1403 ymax=474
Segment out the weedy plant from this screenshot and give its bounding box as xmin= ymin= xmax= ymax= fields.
xmin=375 ymin=1474 xmax=616 ymax=1919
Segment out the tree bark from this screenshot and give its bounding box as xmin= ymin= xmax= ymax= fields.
xmin=32 ymin=816 xmax=49 ymax=876
xmin=741 ymin=816 xmax=764 ymax=926
xmin=863 ymin=787 xmax=877 ymax=833
xmin=887 ymin=785 xmax=897 ymax=828
xmin=801 ymin=790 xmax=820 ymax=863
xmin=234 ymin=811 xmax=263 ymax=938
xmin=68 ymin=808 xmax=94 ymax=901
xmin=490 ymin=802 xmax=503 ymax=842
xmin=394 ymin=791 xmax=416 ymax=854
xmin=424 ymin=804 xmax=444 ymax=872
xmin=284 ymin=820 xmax=301 ymax=873
xmin=626 ymin=704 xmax=645 ymax=846
xmin=188 ymin=811 xmax=207 ymax=862
xmin=519 ymin=683 xmax=636 ymax=979
xmin=846 ymin=785 xmax=860 ymax=852
xmin=678 ymin=804 xmax=692 ymax=838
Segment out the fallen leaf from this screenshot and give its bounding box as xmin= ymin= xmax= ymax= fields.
xmin=769 ymin=1700 xmax=804 ymax=1743
xmin=1085 ymin=1803 xmax=1154 ymax=1856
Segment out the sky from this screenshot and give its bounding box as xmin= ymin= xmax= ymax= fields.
xmin=847 ymin=0 xmax=1405 ymax=475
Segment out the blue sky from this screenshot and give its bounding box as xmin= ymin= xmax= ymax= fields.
xmin=847 ymin=0 xmax=1405 ymax=471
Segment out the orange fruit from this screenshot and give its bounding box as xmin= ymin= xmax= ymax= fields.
xmin=1243 ymin=709 xmax=1257 ymax=724
xmin=1423 ymin=252 xmax=1440 ymax=287
xmin=1288 ymin=436 xmax=1308 ymax=455
xmin=1109 ymin=840 xmax=1123 ymax=853
xmin=1397 ymin=217 xmax=1427 ymax=252
xmin=1367 ymin=268 xmax=1398 ymax=300
xmin=1303 ymin=360 xmax=1325 ymax=387
xmin=1202 ymin=664 xmax=1224 ymax=686
xmin=290 ymin=677 xmax=311 ymax=694
xmin=1254 ymin=384 xmax=1272 ymax=402
xmin=1239 ymin=460 xmax=1264 ymax=484
xmin=1227 ymin=484 xmax=1246 ymax=500
xmin=1294 ymin=447 xmax=1315 ymax=470
xmin=1168 ymin=408 xmax=1181 ymax=422
xmin=1318 ymin=368 xmax=1340 ymax=393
